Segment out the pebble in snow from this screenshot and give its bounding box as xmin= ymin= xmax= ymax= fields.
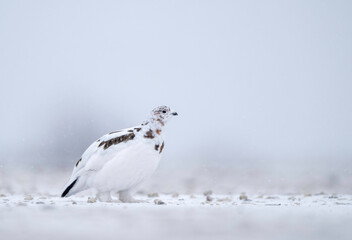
xmin=217 ymin=197 xmax=231 ymax=202
xmin=172 ymin=192 xmax=179 ymax=198
xmin=239 ymin=193 xmax=249 ymax=201
xmin=154 ymin=199 xmax=165 ymax=205
xmin=87 ymin=197 xmax=97 ymax=203
xmin=24 ymin=196 xmax=33 ymax=201
xmin=206 ymin=195 xmax=213 ymax=202
xmin=148 ymin=192 xmax=159 ymax=198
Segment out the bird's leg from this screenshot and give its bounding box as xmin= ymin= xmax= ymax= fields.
xmin=97 ymin=191 xmax=114 ymax=202
xmin=119 ymin=190 xmax=148 ymax=203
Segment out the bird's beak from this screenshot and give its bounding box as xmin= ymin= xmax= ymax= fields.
xmin=172 ymin=112 xmax=178 ymax=116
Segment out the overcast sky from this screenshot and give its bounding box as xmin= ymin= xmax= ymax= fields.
xmin=0 ymin=0 xmax=351 ymax=171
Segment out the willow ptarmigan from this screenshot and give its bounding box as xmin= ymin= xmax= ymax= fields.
xmin=61 ymin=106 xmax=178 ymax=202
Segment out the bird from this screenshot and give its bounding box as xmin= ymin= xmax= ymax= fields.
xmin=61 ymin=106 xmax=178 ymax=202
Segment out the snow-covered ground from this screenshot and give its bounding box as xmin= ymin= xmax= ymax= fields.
xmin=1 ymin=192 xmax=352 ymax=240
xmin=1 ymin=168 xmax=352 ymax=240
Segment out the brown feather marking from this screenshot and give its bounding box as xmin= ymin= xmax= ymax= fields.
xmin=98 ymin=133 xmax=135 ymax=150
xmin=75 ymin=158 xmax=82 ymax=167
xmin=134 ymin=127 xmax=142 ymax=132
xmin=144 ymin=129 xmax=154 ymax=139
xmin=155 ymin=144 xmax=159 ymax=151
xmin=159 ymin=142 xmax=165 ymax=154
xmin=157 ymin=119 xmax=165 ymax=126
xmin=156 ymin=129 xmax=162 ymax=135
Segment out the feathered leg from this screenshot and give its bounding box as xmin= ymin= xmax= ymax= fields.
xmin=97 ymin=191 xmax=113 ymax=202
xmin=119 ymin=190 xmax=148 ymax=203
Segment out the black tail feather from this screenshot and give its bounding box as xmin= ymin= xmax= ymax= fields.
xmin=61 ymin=178 xmax=78 ymax=197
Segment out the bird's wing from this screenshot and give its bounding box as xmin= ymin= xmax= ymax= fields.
xmin=68 ymin=125 xmax=142 ymax=180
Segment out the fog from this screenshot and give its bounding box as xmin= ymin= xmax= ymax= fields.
xmin=1 ymin=0 xmax=351 ymax=176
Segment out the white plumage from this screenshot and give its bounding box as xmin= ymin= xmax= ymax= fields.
xmin=61 ymin=106 xmax=178 ymax=202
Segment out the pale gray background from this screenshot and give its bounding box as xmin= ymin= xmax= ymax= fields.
xmin=2 ymin=3 xmax=352 ymax=240
xmin=0 ymin=1 xmax=351 ymax=183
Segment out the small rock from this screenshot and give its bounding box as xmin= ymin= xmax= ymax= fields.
xmin=304 ymin=193 xmax=312 ymax=197
xmin=17 ymin=202 xmax=27 ymax=206
xmin=39 ymin=196 xmax=47 ymax=199
xmin=329 ymin=195 xmax=338 ymax=199
xmin=190 ymin=195 xmax=196 ymax=199
xmin=239 ymin=194 xmax=248 ymax=201
xmin=154 ymin=199 xmax=165 ymax=205
xmin=206 ymin=195 xmax=213 ymax=202
xmin=36 ymin=202 xmax=45 ymax=204
xmin=0 ymin=194 xmax=6 ymax=197
xmin=203 ymin=190 xmax=213 ymax=196
xmin=72 ymin=201 xmax=77 ymax=205
xmin=87 ymin=197 xmax=97 ymax=203
xmin=148 ymin=192 xmax=159 ymax=198
xmin=171 ymin=192 xmax=179 ymax=198
xmin=288 ymin=196 xmax=296 ymax=201
xmin=217 ymin=197 xmax=231 ymax=202
xmin=24 ymin=196 xmax=33 ymax=201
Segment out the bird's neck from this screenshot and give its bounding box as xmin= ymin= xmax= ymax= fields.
xmin=144 ymin=118 xmax=164 ymax=135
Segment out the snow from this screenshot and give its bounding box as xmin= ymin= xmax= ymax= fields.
xmin=1 ymin=168 xmax=352 ymax=240
xmin=1 ymin=193 xmax=352 ymax=240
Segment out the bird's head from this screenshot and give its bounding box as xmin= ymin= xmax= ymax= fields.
xmin=150 ymin=106 xmax=178 ymax=125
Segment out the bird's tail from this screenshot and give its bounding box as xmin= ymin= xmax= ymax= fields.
xmin=61 ymin=178 xmax=78 ymax=197
xmin=61 ymin=176 xmax=88 ymax=197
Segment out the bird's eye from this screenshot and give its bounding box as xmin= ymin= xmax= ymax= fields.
xmin=162 ymin=110 xmax=166 ymax=113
